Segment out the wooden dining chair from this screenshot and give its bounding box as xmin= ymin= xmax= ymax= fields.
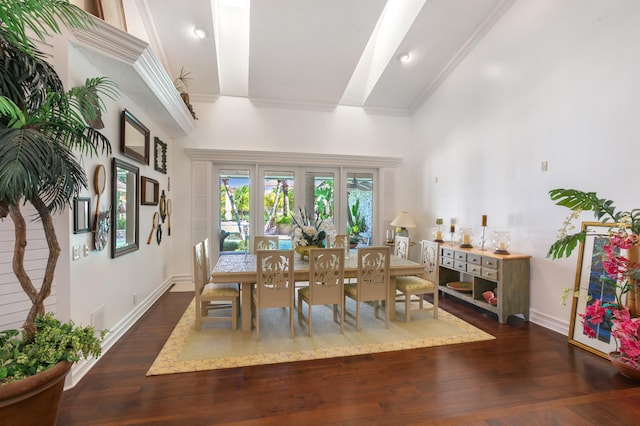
xmin=194 ymin=240 xmax=240 ymax=330
xmin=344 ymin=246 xmax=390 ymax=331
xmin=252 ymin=249 xmax=295 ymax=340
xmin=395 ymin=235 xmax=410 ymax=260
xmin=253 ymin=236 xmax=279 ymax=252
xmin=297 ymin=248 xmax=345 ymax=336
xmin=395 ymin=239 xmax=439 ymax=322
xmin=332 ymin=234 xmax=349 ymax=249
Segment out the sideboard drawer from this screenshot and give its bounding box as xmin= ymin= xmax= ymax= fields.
xmin=442 ymin=248 xmax=455 ymax=258
xmin=483 ymin=257 xmax=500 ymax=269
xmin=467 ymin=254 xmax=482 ymax=265
xmin=454 ymin=260 xmax=467 ymax=271
xmin=441 ymin=257 xmax=454 ymax=267
xmin=467 ymin=264 xmax=481 ymax=275
xmin=454 ymin=251 xmax=467 ymax=261
xmin=482 ymin=268 xmax=499 ymax=280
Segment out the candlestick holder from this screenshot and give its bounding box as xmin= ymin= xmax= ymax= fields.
xmin=459 ymin=227 xmax=473 ymax=248
xmin=479 ymin=226 xmax=487 ymax=251
xmin=493 ymin=230 xmax=511 ymax=254
xmin=433 ymin=219 xmax=444 ymax=243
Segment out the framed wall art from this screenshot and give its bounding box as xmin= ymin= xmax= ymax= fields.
xmin=141 ymin=176 xmax=159 ymax=206
xmin=74 ymin=197 xmax=91 ymax=234
xmin=97 ymin=0 xmax=127 ymax=32
xmin=121 ymin=110 xmax=150 ymax=166
xmin=154 ymin=137 xmax=167 ymax=174
xmin=111 ymin=158 xmax=139 ymax=258
xmin=568 ymin=221 xmax=620 ymax=358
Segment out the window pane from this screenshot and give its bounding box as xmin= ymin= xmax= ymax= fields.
xmin=219 ymin=170 xmax=250 ymax=253
xmin=347 ymin=172 xmax=373 ymax=246
xmin=306 ymin=171 xmax=334 ymax=225
xmin=263 ymin=171 xmax=294 ymax=248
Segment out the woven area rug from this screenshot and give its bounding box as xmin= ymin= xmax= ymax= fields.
xmin=147 ymin=298 xmax=494 ymax=376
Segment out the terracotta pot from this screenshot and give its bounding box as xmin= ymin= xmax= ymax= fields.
xmin=0 ymin=361 xmax=72 ymax=426
xmin=608 ymin=352 xmax=640 ymax=382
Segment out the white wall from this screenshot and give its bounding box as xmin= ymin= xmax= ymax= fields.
xmin=58 ymin=43 xmax=175 ymax=331
xmin=410 ymin=0 xmax=640 ymax=332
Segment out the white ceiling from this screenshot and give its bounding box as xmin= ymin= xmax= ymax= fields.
xmin=138 ymin=0 xmax=514 ymax=115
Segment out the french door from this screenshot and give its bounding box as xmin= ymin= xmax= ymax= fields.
xmin=259 ymin=167 xmax=338 ymax=248
xmin=215 ymin=165 xmax=376 ymax=254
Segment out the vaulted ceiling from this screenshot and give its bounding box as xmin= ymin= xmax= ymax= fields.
xmin=137 ymin=0 xmax=514 ymax=115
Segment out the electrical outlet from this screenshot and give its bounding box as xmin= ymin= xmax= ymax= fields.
xmin=541 ymin=161 xmax=548 ymax=172
xmin=72 ymin=246 xmax=80 ymax=260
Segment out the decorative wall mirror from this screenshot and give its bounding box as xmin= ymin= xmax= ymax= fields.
xmin=74 ymin=197 xmax=90 ymax=234
xmin=141 ymin=176 xmax=159 ymax=205
xmin=154 ymin=137 xmax=167 ymax=174
xmin=111 ymin=158 xmax=139 ymax=258
xmin=120 ymin=109 xmax=150 ymax=165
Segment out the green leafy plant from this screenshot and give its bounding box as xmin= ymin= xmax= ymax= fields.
xmin=547 ymin=188 xmax=640 ymax=259
xmin=0 ymin=314 xmax=106 ymax=384
xmin=347 ymin=198 xmax=366 ymax=236
xmin=173 ymin=66 xmax=193 ymax=93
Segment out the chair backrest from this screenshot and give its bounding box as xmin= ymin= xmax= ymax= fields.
xmin=332 ymin=234 xmax=349 ymax=249
xmin=308 ymin=248 xmax=344 ymax=305
xmin=394 ymin=235 xmax=410 ymax=259
xmin=253 ymin=236 xmax=279 ymax=252
xmin=357 ymin=246 xmax=390 ymax=301
xmin=256 ymin=249 xmax=295 ymax=308
xmin=202 ymin=237 xmax=212 ymax=279
xmin=419 ymin=240 xmax=440 ymax=283
xmin=193 ymin=241 xmax=207 ymax=293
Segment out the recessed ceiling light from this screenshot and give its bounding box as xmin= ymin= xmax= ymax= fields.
xmin=193 ymin=27 xmax=207 ymax=39
xmin=397 ymin=52 xmax=411 ymax=63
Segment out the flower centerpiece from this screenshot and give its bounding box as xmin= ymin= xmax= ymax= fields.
xmin=548 ymin=188 xmax=640 ymax=379
xmin=291 ymin=208 xmax=334 ymax=259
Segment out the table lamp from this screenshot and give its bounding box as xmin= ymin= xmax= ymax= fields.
xmin=390 ymin=211 xmax=416 ymax=237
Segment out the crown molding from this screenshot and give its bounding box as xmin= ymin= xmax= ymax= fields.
xmin=185 ymin=149 xmax=402 ymax=168
xmin=70 ymin=17 xmax=195 ymax=138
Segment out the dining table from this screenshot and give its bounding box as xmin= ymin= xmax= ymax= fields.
xmin=210 ymin=251 xmax=426 ymax=332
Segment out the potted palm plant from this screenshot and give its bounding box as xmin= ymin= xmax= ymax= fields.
xmin=0 ymin=1 xmax=117 ymax=423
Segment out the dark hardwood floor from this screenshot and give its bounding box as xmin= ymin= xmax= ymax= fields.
xmin=58 ymin=291 xmax=640 ymax=425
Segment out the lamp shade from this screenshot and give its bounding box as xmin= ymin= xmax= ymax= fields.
xmin=390 ymin=211 xmax=416 ymax=229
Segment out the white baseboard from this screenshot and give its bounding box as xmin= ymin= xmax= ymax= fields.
xmin=529 ymin=308 xmax=569 ymax=336
xmin=65 ymin=276 xmax=175 ymax=389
